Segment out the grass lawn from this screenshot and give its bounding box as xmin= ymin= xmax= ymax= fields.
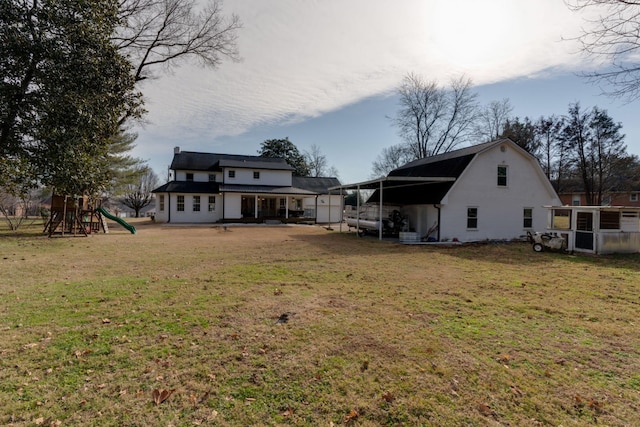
xmin=1 ymin=220 xmax=639 ymax=426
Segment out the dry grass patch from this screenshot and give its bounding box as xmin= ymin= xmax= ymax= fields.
xmin=1 ymin=222 xmax=639 ymax=425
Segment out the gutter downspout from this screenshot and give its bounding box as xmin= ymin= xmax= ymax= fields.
xmin=433 ymin=204 xmax=440 ymax=242
xmin=168 ymin=192 xmax=171 ymax=223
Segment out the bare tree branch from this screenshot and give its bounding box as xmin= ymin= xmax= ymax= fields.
xmin=566 ymin=0 xmax=640 ymax=100
xmin=114 ymin=0 xmax=241 ymax=82
xmin=392 ymin=73 xmax=478 ymax=159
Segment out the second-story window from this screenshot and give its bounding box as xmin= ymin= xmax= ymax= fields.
xmin=253 ymin=171 xmax=260 ymax=179
xmin=208 ymin=174 xmax=216 ymax=182
xmin=186 ymin=173 xmax=194 ymax=181
xmin=228 ymin=170 xmax=235 ymax=178
xmin=497 ymin=166 xmax=507 ymax=186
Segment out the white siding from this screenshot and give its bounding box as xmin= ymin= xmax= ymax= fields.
xmin=155 ymin=194 xmax=169 ymax=223
xmin=223 ymin=168 xmax=291 ymax=186
xmin=402 ymin=204 xmax=438 ymax=238
xmin=224 ymin=193 xmax=242 ymax=219
xmin=439 ymin=143 xmax=560 ymax=242
xmin=312 ymin=195 xmax=343 ymax=223
xmin=155 ymin=193 xmax=220 ymax=223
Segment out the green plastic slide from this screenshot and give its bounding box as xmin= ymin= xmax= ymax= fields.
xmin=96 ymin=207 xmax=136 ymax=234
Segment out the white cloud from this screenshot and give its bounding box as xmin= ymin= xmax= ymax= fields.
xmin=133 ymin=0 xmax=594 ymax=164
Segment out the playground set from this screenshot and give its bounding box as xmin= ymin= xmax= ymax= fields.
xmin=44 ymin=194 xmax=136 ymax=237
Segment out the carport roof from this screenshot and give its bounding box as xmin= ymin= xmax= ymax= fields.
xmin=328 ymin=176 xmax=455 ymax=192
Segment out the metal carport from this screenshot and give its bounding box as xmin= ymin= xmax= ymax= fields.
xmin=328 ymin=176 xmax=456 ymax=240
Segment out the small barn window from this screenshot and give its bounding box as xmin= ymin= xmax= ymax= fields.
xmin=186 ymin=173 xmax=194 ymax=181
xmin=208 ymin=196 xmax=216 ymax=211
xmin=630 ymin=193 xmax=638 ymax=202
xmin=193 ymin=196 xmax=201 ymax=212
xmin=467 ymin=207 xmax=478 ymax=229
xmin=228 ymin=170 xmax=236 ymax=178
xmin=177 ymin=195 xmax=185 ymax=212
xmin=208 ymin=174 xmax=216 ymax=182
xmin=523 ymin=208 xmax=533 ymax=228
xmin=253 ymin=171 xmax=260 ymax=179
xmin=159 ymin=195 xmax=165 ymax=212
xmin=599 ymin=211 xmax=620 ymax=229
xmin=497 ymin=166 xmax=507 ymax=186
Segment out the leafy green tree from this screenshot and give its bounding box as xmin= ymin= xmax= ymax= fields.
xmin=535 ymin=115 xmax=567 ymax=187
xmin=258 ymin=138 xmax=310 ymax=176
xmin=1 ymin=0 xmax=143 ymax=196
xmin=560 ymin=103 xmax=627 ymax=205
xmin=501 ymin=117 xmax=538 ymax=155
xmin=104 ymin=131 xmax=148 ymax=198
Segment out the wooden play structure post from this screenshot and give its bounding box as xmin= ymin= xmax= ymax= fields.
xmin=44 ymin=194 xmax=108 ymax=237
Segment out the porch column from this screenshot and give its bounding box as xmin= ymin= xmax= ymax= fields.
xmin=285 ymin=197 xmax=289 ymax=219
xmin=254 ymin=195 xmax=258 ymax=218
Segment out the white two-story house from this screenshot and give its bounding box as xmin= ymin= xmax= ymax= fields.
xmin=152 ymin=147 xmax=342 ymax=223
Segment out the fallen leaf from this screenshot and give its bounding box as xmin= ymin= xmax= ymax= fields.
xmin=152 ymin=388 xmax=175 ymax=405
xmin=102 ymin=318 xmax=111 ymax=324
xmin=477 ymin=402 xmax=495 ymax=417
xmin=381 ymin=391 xmax=395 ymax=403
xmin=344 ymin=409 xmax=359 ymax=423
xmin=281 ymin=408 xmax=294 ymax=417
xmin=588 ymin=399 xmax=604 ymax=413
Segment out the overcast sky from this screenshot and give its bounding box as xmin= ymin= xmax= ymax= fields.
xmin=131 ymin=0 xmax=640 ymax=184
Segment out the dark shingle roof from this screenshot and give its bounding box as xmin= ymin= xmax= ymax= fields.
xmin=369 ymin=139 xmax=512 ymax=204
xmin=292 ymin=176 xmax=341 ymax=193
xmin=152 ymin=181 xmax=220 ymax=193
xmin=389 ymin=140 xmax=502 ymax=178
xmin=170 ymin=151 xmax=294 ymax=171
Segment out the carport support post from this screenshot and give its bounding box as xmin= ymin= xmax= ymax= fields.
xmin=339 ymin=187 xmax=343 ymax=232
xmin=356 ymin=185 xmax=360 ymax=236
xmin=378 ymin=180 xmax=383 ymax=240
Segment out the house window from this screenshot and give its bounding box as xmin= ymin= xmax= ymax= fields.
xmin=177 ymin=195 xmax=185 ymax=212
xmin=228 ymin=170 xmax=235 ymax=178
xmin=186 ymin=173 xmax=194 ymax=181
xmin=497 ymin=166 xmax=507 ymax=186
xmin=602 ymin=196 xmax=611 ymax=206
xmin=467 ymin=207 xmax=478 ymax=229
xmin=523 ymin=208 xmax=533 ymax=228
xmin=572 ymin=196 xmax=581 ymax=206
xmin=600 ymin=211 xmax=620 ymax=229
xmin=159 ymin=195 xmax=165 ymax=212
xmin=208 ymin=196 xmax=216 ymax=212
xmin=630 ymin=193 xmax=638 ymax=202
xmin=253 ymin=171 xmax=260 ymax=179
xmin=193 ymin=196 xmax=200 ymax=212
xmin=209 ymin=174 xmax=216 ymax=182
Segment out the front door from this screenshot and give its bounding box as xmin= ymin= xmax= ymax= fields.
xmin=258 ymin=197 xmax=277 ymax=217
xmin=575 ymin=211 xmax=594 ymax=251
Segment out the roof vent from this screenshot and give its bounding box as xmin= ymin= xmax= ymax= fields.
xmin=174 ymin=146 xmax=180 ymax=154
